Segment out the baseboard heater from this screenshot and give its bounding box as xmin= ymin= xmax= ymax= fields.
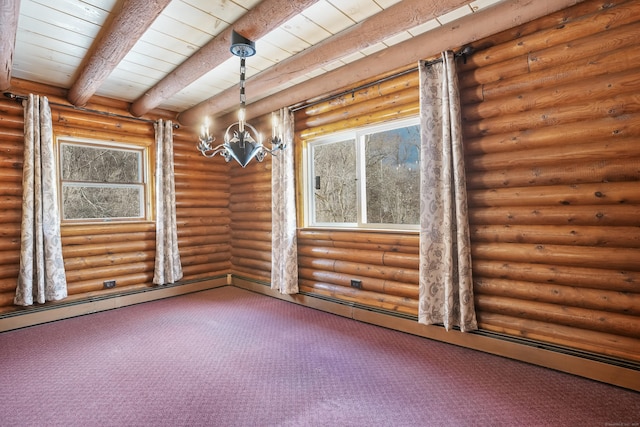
xmin=309 ymin=291 xmax=640 ymax=371
xmin=0 ymin=276 xmax=228 ymax=332
xmin=233 ymin=276 xmax=640 ymax=373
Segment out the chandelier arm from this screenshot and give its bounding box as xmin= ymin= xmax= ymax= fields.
xmin=197 ymin=141 xmax=229 ymax=158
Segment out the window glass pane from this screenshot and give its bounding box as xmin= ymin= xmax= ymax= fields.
xmin=58 ymin=138 xmax=148 ymax=222
xmin=312 ymin=139 xmax=357 ymax=223
xmin=62 ymin=185 xmax=143 ymax=220
xmin=364 ymin=124 xmax=420 ymax=225
xmin=61 ymin=144 xmax=141 ymax=183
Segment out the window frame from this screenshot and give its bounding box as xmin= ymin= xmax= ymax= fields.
xmin=303 ymin=116 xmax=420 ymax=231
xmin=56 ymin=136 xmax=152 ymax=224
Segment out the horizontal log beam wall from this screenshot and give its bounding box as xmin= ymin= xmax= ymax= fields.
xmin=230 ymin=159 xmax=272 ymax=282
xmin=297 ymin=229 xmax=420 ymax=316
xmin=291 ymin=0 xmax=640 ymax=365
xmin=172 ymin=128 xmax=232 ymax=282
xmin=0 ymin=82 xmax=231 ymax=313
xmin=0 ymin=99 xmax=25 ymax=308
xmin=458 ymin=0 xmax=640 ymax=362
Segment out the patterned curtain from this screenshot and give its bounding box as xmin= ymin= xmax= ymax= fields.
xmin=153 ymin=119 xmax=183 ymax=285
xmin=271 ymin=108 xmax=299 ymax=294
xmin=418 ymin=52 xmax=478 ymax=332
xmin=15 ymin=95 xmax=67 ymax=306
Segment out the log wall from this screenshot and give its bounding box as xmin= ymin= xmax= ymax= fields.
xmin=0 ymin=81 xmax=231 ymax=313
xmin=458 ymin=0 xmax=640 ymax=362
xmin=0 ymin=99 xmax=24 ymax=308
xmin=229 ymin=157 xmax=272 ymax=282
xmin=289 ymin=0 xmax=640 ymax=363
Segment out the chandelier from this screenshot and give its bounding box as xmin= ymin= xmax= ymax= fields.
xmin=197 ymin=31 xmax=285 ymax=167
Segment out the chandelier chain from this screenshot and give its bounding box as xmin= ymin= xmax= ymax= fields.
xmin=239 ymin=57 xmax=246 ymax=106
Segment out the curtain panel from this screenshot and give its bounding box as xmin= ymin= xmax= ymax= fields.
xmin=153 ymin=119 xmax=183 ymax=285
xmin=15 ymin=95 xmax=67 ymax=306
xmin=271 ymin=108 xmax=299 ymax=294
xmin=418 ymin=52 xmax=478 ymax=332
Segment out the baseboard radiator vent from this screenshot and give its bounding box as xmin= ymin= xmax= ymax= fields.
xmin=0 ymin=276 xmax=228 ymax=322
xmin=231 ymin=276 xmax=640 ymax=373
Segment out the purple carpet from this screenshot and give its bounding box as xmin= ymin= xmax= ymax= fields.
xmin=0 ymin=286 xmax=637 ymax=426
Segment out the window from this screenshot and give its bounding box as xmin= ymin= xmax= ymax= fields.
xmin=58 ymin=138 xmax=150 ymax=222
xmin=305 ymin=117 xmax=420 ymax=229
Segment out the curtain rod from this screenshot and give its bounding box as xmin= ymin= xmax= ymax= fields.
xmin=3 ymin=91 xmax=179 ymax=128
xmin=422 ymin=45 xmax=474 ymax=67
xmin=291 ymin=46 xmax=473 ymax=112
xmin=290 ymin=66 xmax=418 ymax=113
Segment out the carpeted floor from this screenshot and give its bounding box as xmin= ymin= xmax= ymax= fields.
xmin=0 ymin=286 xmax=638 ymax=426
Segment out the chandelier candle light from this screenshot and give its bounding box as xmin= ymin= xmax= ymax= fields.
xmin=197 ymin=31 xmax=285 ymax=167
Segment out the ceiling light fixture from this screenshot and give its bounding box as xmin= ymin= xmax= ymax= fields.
xmin=197 ymin=31 xmax=285 ymax=167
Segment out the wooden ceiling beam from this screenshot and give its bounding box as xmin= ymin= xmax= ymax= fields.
xmin=207 ymin=0 xmax=585 ymax=130
xmin=67 ymin=0 xmax=172 ymax=107
xmin=0 ymin=0 xmax=20 ymax=91
xmin=129 ymin=0 xmax=320 ymax=118
xmin=177 ymin=0 xmax=471 ymax=127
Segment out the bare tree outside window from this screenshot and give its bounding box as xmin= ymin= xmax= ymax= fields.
xmin=59 ymin=141 xmax=146 ymax=221
xmin=61 ymin=144 xmax=141 ymax=182
xmin=312 ymin=139 xmax=357 ymax=223
xmin=365 ymin=125 xmax=420 ymax=224
xmin=62 ymin=186 xmax=142 ymax=219
xmin=308 ymin=118 xmax=420 ymax=229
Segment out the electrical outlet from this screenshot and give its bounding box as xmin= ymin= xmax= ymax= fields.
xmin=103 ymin=280 xmax=116 ymax=289
xmin=350 ymin=279 xmax=362 ymax=289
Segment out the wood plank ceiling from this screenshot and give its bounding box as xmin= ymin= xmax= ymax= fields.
xmin=4 ymin=0 xmax=503 ymax=126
